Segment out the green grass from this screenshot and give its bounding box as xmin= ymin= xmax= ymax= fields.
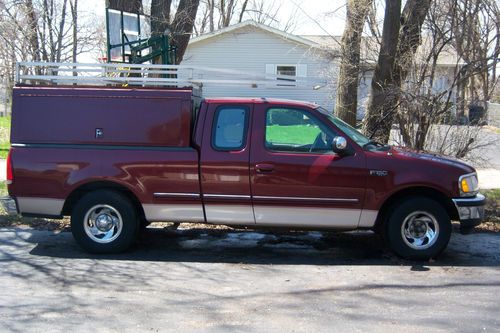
xmin=0 ymin=116 xmax=10 ymax=159
xmin=485 ymin=189 xmax=500 ymax=200
xmin=266 ymin=125 xmax=320 ymax=145
xmin=483 ymin=189 xmax=500 ymax=225
xmin=0 ymin=181 xmax=6 ymax=196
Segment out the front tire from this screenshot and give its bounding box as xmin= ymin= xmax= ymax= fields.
xmin=71 ymin=190 xmax=139 ymax=254
xmin=386 ymin=196 xmax=451 ymax=260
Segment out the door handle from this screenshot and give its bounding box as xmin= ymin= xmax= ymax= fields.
xmin=255 ymin=163 xmax=275 ymax=173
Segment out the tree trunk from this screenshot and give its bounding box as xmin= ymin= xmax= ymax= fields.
xmin=363 ymin=0 xmax=402 ymax=142
xmin=393 ymin=0 xmax=431 ymax=87
xmin=151 ymin=0 xmax=172 ymax=36
xmin=238 ymin=0 xmax=249 ymax=23
xmin=71 ymin=0 xmax=78 ymax=77
xmin=335 ymin=0 xmax=371 ymax=126
xmin=106 ymin=0 xmax=142 ymax=13
xmin=171 ymin=0 xmax=201 ymax=64
xmin=56 ymin=0 xmax=69 ymax=63
xmin=208 ymin=0 xmax=215 ymax=31
xmin=71 ymin=0 xmax=78 ymax=64
xmin=391 ymin=0 xmax=432 ymax=136
xmin=25 ymin=0 xmax=41 ymax=63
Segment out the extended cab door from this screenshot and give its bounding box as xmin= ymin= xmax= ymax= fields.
xmin=199 ymin=102 xmax=255 ymax=224
xmin=250 ymin=105 xmax=369 ymax=228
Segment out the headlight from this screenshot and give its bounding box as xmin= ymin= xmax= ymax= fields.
xmin=459 ymin=172 xmax=479 ymax=197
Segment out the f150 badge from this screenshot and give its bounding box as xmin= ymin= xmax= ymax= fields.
xmin=370 ymin=170 xmax=388 ymax=177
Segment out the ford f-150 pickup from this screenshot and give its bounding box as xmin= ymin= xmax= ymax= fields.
xmin=2 ymin=85 xmax=485 ymax=259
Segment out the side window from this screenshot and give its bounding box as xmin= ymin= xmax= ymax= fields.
xmin=265 ymin=108 xmax=335 ymax=153
xmin=212 ymin=107 xmax=248 ymax=151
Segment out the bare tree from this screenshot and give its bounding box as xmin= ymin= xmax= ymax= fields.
xmin=334 ymin=0 xmax=371 ymax=126
xmin=0 ymin=0 xmax=100 ymax=79
xmin=106 ymin=0 xmax=142 ymax=14
xmin=109 ymin=0 xmax=201 ymax=64
xmin=363 ymin=0 xmax=402 ymax=142
xmin=195 ymin=0 xmax=295 ymax=35
xmin=70 ymin=0 xmax=77 ymax=64
xmin=392 ymin=0 xmax=499 ymax=158
xmin=451 ymin=0 xmax=500 ymax=118
xmin=24 ymin=0 xmax=41 ymax=63
xmin=171 ymin=0 xmax=201 ymax=63
xmin=150 ymin=0 xmax=172 ymax=36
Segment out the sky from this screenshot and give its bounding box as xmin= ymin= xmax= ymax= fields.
xmin=84 ymin=0 xmax=348 ymax=36
xmin=79 ymin=0 xmax=348 ymax=62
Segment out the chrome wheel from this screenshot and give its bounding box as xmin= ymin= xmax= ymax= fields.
xmin=83 ymin=205 xmax=123 ymax=244
xmin=401 ymin=211 xmax=440 ymax=250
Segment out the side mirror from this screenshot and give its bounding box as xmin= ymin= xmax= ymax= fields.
xmin=332 ymin=136 xmax=349 ymax=155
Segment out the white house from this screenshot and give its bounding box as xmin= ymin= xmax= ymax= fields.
xmin=181 ymin=21 xmax=340 ymax=112
xmin=181 ymin=20 xmax=459 ymax=120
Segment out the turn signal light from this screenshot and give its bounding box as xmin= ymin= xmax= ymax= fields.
xmin=461 ymin=178 xmax=470 ymax=193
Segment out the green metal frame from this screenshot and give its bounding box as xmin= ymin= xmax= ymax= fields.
xmin=105 ymin=8 xmax=177 ymax=65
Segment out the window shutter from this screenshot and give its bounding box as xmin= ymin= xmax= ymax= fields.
xmin=265 ymin=64 xmax=276 ymax=75
xmin=265 ymin=64 xmax=276 ymax=88
xmin=297 ymin=64 xmax=307 ymax=77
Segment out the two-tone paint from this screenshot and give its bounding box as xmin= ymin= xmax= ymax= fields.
xmin=8 ymin=87 xmax=474 ymax=230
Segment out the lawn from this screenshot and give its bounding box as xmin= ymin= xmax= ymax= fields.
xmin=0 ymin=181 xmax=5 ymax=196
xmin=0 ymin=116 xmax=10 ymax=159
xmin=266 ymin=124 xmax=320 ymax=145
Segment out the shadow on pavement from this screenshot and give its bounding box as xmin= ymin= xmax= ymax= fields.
xmin=14 ymin=227 xmax=500 ymax=267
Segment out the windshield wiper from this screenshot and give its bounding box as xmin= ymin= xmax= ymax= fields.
xmin=363 ymin=140 xmax=389 ymax=149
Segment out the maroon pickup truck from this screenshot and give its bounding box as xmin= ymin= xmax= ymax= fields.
xmin=2 ymin=85 xmax=485 ymax=259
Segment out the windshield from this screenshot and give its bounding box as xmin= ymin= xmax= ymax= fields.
xmin=317 ymin=107 xmax=370 ymax=147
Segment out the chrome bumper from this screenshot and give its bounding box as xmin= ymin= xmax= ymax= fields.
xmin=452 ymin=193 xmax=485 ymax=228
xmin=0 ymin=196 xmax=19 ymax=216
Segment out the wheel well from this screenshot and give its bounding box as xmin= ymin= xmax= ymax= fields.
xmin=62 ymin=181 xmax=145 ymax=220
xmin=374 ymin=187 xmax=458 ymax=231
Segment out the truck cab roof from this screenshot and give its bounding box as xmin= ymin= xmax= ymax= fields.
xmin=203 ymin=97 xmax=319 ymax=109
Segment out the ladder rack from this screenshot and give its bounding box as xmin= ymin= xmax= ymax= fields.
xmin=16 ymin=62 xmax=327 ymax=90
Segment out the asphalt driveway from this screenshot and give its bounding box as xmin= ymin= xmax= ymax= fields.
xmin=0 ymin=226 xmax=499 ymax=332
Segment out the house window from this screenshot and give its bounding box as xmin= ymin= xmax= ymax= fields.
xmin=277 ymin=65 xmax=296 ymax=86
xmin=277 ymin=65 xmax=297 ymax=77
xmin=265 ymin=64 xmax=307 ymax=88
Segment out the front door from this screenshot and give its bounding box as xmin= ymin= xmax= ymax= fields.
xmin=250 ymin=105 xmax=368 ymax=228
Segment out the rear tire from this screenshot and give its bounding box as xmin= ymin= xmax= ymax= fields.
xmin=71 ymin=190 xmax=139 ymax=254
xmin=386 ymin=196 xmax=451 ymax=260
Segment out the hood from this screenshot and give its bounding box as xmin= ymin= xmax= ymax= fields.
xmin=390 ymin=147 xmax=475 ymax=173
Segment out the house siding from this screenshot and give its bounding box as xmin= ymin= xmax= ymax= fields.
xmin=181 ymin=26 xmax=338 ymax=112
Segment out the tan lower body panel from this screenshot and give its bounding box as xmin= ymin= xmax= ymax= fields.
xmin=17 ymin=197 xmax=65 ymax=216
xmin=254 ymin=206 xmax=378 ymax=229
xmin=143 ymin=204 xmax=205 ymax=222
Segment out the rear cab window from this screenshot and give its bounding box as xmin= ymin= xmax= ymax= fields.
xmin=212 ymin=107 xmax=249 ymax=151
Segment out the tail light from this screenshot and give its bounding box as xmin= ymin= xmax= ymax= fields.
xmin=6 ymin=148 xmax=13 ymax=185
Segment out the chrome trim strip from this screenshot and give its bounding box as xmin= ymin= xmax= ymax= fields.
xmin=17 ymin=197 xmax=64 ymax=216
xmin=203 ymin=194 xmax=251 ymax=199
xmin=154 ymin=192 xmax=201 ymax=198
xmin=253 ymin=196 xmax=359 ymax=203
